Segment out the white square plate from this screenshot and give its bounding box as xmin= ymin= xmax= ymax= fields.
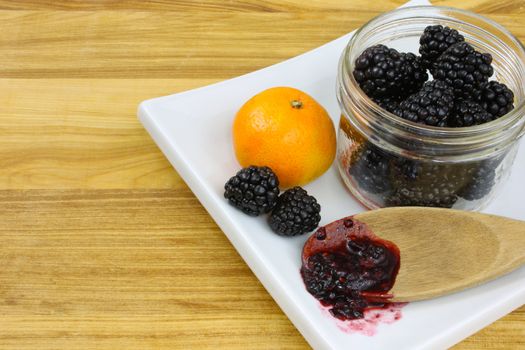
xmin=138 ymin=1 xmax=525 ymax=348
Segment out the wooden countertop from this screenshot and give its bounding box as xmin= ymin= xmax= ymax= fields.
xmin=0 ymin=1 xmax=523 ymax=349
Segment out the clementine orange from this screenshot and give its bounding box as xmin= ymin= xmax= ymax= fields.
xmin=232 ymin=87 xmax=336 ymax=188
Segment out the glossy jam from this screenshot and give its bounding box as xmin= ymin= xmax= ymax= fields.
xmin=301 ymin=216 xmax=400 ymax=320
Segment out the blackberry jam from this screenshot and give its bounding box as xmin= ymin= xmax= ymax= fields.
xmin=336 ymin=6 xmax=525 ymax=210
xmin=301 ymin=217 xmax=400 ymax=320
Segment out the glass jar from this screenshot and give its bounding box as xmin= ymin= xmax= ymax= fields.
xmin=336 ymin=6 xmax=525 ymax=210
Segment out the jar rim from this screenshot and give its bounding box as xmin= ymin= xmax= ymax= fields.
xmin=342 ymin=5 xmax=525 ymax=140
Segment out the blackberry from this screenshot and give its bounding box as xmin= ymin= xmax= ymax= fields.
xmin=391 ymin=158 xmax=421 ymax=182
xmin=458 ymin=161 xmax=498 ymax=201
xmin=386 ymin=161 xmax=470 ymax=208
xmin=224 ymin=166 xmax=279 ymax=216
xmin=301 ymin=253 xmax=369 ymax=320
xmin=386 ymin=184 xmax=459 ymax=208
xmin=349 ymin=143 xmax=391 ymax=194
xmin=448 ymin=99 xmax=494 ymax=127
xmin=393 ymin=80 xmax=455 ymax=126
xmin=353 ymin=44 xmax=428 ymax=99
xmin=478 ymin=81 xmax=515 ymax=119
xmin=419 ymin=25 xmax=465 ymax=69
xmin=372 ymin=96 xmax=402 ymax=113
xmin=268 ymin=187 xmax=321 ymax=236
xmin=432 ymin=42 xmax=493 ymax=99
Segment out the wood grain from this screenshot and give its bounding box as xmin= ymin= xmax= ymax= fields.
xmin=0 ymin=0 xmax=523 ymax=349
xmin=1 ymin=3 xmax=523 ymax=79
xmin=0 ymin=190 xmax=309 ymax=349
xmin=356 ymin=208 xmax=525 ymax=301
xmin=0 ymin=78 xmax=220 ymax=189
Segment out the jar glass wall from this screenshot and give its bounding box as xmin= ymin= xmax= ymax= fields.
xmin=336 ymin=6 xmax=525 ymax=210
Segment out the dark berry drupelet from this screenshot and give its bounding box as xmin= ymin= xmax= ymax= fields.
xmin=353 ymin=44 xmax=428 ymax=99
xmin=224 ymin=166 xmax=279 ymax=216
xmin=386 ymin=184 xmax=459 ymax=208
xmin=386 ymin=160 xmax=473 ymax=208
xmin=372 ymin=96 xmax=402 ymax=114
xmin=349 ymin=143 xmax=391 ymax=194
xmin=478 ymin=81 xmax=515 ymax=119
xmin=392 ymin=80 xmax=455 ymax=126
xmin=301 ymin=253 xmax=369 ymax=320
xmin=448 ymin=99 xmax=494 ymax=127
xmin=268 ymin=187 xmax=321 ymax=236
xmin=301 ymin=233 xmax=399 ymax=320
xmin=392 ymin=159 xmax=421 ymax=182
xmin=419 ymin=25 xmax=465 ymax=69
xmin=458 ymin=160 xmax=499 ymax=201
xmin=431 ymin=42 xmax=493 ymax=99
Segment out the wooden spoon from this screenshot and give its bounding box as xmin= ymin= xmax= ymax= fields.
xmin=353 ymin=207 xmax=525 ymax=302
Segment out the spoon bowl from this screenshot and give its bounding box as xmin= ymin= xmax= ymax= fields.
xmin=354 ymin=207 xmax=525 ymax=301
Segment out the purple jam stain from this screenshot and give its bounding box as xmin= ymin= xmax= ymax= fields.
xmin=301 ymin=216 xmax=403 ymax=326
xmin=319 ymin=302 xmax=408 ymax=336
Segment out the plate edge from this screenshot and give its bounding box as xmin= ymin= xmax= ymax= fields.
xmin=137 ymin=102 xmax=333 ymax=350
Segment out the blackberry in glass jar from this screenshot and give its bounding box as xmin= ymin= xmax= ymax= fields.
xmin=336 ymin=6 xmax=525 ymax=210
